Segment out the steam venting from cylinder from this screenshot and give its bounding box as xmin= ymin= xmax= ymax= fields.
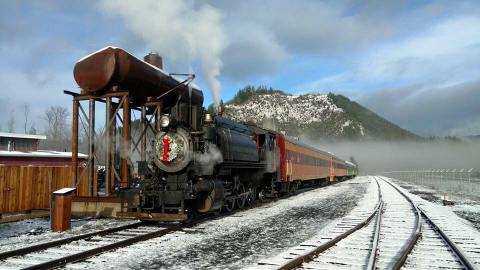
xmin=194 ymin=143 xmax=223 ymax=175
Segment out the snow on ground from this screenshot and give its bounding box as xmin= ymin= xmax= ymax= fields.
xmin=384 ymin=176 xmax=480 ymax=266
xmin=389 ymin=177 xmax=480 ymax=231
xmin=63 ymin=178 xmax=369 ymax=270
xmin=0 ymin=218 xmax=139 ymax=253
xmin=250 ymin=176 xmax=378 ymax=269
xmin=10 ymin=176 xmax=477 ymax=269
xmin=253 ymin=176 xmax=480 ymax=269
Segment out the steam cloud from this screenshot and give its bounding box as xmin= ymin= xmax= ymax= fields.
xmin=98 ymin=0 xmax=227 ymax=107
xmin=195 ymin=143 xmax=223 ymax=175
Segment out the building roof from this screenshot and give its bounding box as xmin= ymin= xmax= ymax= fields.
xmin=53 ymin=187 xmax=76 ymax=195
xmin=0 ymin=132 xmax=47 ymax=140
xmin=0 ymin=150 xmax=87 ymax=158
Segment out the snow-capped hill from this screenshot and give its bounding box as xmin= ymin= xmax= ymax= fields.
xmin=223 ymin=90 xmax=418 ymax=140
xmin=224 ymin=93 xmax=365 ymax=138
xmin=226 ymin=94 xmax=342 ymax=125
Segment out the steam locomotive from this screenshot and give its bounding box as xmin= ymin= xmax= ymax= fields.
xmin=73 ymin=47 xmax=357 ymax=221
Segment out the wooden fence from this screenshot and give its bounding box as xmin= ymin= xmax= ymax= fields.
xmin=0 ymin=166 xmax=89 ymax=214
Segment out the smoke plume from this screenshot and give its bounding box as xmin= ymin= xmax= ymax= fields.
xmin=98 ymin=0 xmax=227 ymax=107
xmin=195 ymin=143 xmax=223 ymax=175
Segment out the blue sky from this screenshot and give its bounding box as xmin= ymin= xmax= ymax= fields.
xmin=1 ymin=0 xmax=480 ymax=136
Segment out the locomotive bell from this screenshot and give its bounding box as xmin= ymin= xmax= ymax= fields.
xmin=204 ymin=113 xmax=213 ymax=123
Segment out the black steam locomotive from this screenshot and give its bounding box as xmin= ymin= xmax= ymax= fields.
xmin=138 ymin=94 xmax=281 ymax=219
xmin=73 ymin=47 xmax=356 ymax=222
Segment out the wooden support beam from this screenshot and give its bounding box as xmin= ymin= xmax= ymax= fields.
xmin=73 ymin=91 xmax=129 ymax=101
xmin=121 ymin=95 xmax=130 ymax=188
xmin=141 ymin=106 xmax=147 ymax=162
xmin=111 ymin=106 xmax=117 ymax=192
xmin=88 ymin=100 xmax=95 ymax=196
xmin=105 ymin=97 xmax=112 ymax=196
xmin=71 ymin=100 xmax=79 ymax=187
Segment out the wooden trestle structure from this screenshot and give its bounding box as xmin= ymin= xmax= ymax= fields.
xmin=65 ymin=90 xmax=162 ymax=196
xmin=64 ymin=47 xmax=202 ymax=217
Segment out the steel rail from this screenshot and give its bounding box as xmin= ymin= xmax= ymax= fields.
xmin=366 ymin=200 xmax=383 ymax=270
xmin=366 ymin=176 xmax=384 ymax=270
xmin=0 ymin=221 xmax=143 ymax=260
xmin=419 ymin=207 xmax=477 ymax=270
xmin=381 ymin=177 xmax=423 ymax=270
xmin=277 ymin=177 xmax=383 ymax=270
xmin=3 ymin=179 xmax=353 ymax=270
xmin=383 ymin=176 xmax=477 ymax=269
xmin=19 ymin=224 xmax=182 ymax=270
xmin=9 ymin=184 xmax=329 ymax=270
xmin=24 ymin=183 xmax=323 ymax=270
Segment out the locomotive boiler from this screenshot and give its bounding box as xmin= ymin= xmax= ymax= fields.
xmin=73 ymin=46 xmax=357 ymax=221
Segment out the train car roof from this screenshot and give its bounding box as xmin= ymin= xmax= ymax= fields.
xmin=283 ymin=136 xmax=345 ymax=162
xmin=215 ymin=116 xmax=251 ymax=134
xmin=345 ymin=160 xmax=356 ymax=166
xmin=215 ymin=117 xmax=350 ymax=165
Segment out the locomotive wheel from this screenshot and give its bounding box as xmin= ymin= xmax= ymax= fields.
xmin=224 ymin=197 xmax=235 ymax=212
xmin=291 ymin=182 xmax=298 ymax=193
xmin=183 ymin=209 xmax=196 ymax=224
xmin=212 ymin=208 xmax=221 ymax=216
xmin=258 ymin=190 xmax=265 ymax=202
xmin=236 ymin=184 xmax=246 ymax=209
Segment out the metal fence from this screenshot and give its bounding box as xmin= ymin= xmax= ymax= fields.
xmin=382 ymin=168 xmax=480 ymax=198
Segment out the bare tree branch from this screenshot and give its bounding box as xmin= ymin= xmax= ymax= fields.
xmin=43 ymin=106 xmax=70 ymax=151
xmin=22 ymin=103 xmax=30 ymax=134
xmin=7 ymin=110 xmax=15 ymax=133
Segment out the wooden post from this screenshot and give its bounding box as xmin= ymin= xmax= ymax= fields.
xmin=111 ymin=103 xmax=117 ymax=192
xmin=121 ymin=95 xmax=130 ymax=188
xmin=71 ymin=100 xmax=79 ymax=187
xmin=88 ymin=99 xmax=95 ymax=196
xmin=105 ymin=97 xmax=112 ymax=196
xmin=141 ymin=106 xmax=147 ymax=162
xmin=51 ymin=188 xmax=76 ymax=232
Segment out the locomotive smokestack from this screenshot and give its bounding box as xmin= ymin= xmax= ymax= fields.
xmin=144 ymin=52 xmax=163 ymax=69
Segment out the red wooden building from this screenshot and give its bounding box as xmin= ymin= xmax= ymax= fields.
xmin=0 ymin=132 xmax=87 ymax=166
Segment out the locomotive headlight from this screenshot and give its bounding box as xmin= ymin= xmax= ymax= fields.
xmin=160 ymin=115 xmax=170 ymax=128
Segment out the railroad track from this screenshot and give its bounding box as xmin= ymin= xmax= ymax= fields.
xmin=381 ymin=176 xmax=477 ymax=270
xmin=0 ymin=182 xmax=341 ymax=270
xmin=0 ymin=221 xmax=189 ymax=270
xmin=255 ymin=178 xmax=382 ymax=269
xmin=258 ymin=176 xmax=478 ymax=270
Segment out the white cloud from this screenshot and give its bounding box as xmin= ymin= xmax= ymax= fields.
xmin=296 ymin=16 xmax=480 ymax=95
xmin=358 ymin=80 xmax=480 ymax=136
xmin=0 ymin=71 xmax=76 ymax=133
xmin=357 ymin=16 xmax=480 ymax=84
xmin=98 ymin=0 xmax=227 ymax=106
xmin=221 ymin=23 xmax=287 ymax=80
